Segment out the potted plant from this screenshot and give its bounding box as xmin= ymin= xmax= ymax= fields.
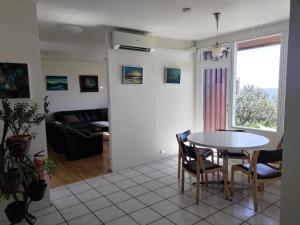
xmin=27 ymin=151 xmax=55 ymax=201
xmin=5 ymin=200 xmax=26 ymax=224
xmin=0 ymin=99 xmax=45 ymax=157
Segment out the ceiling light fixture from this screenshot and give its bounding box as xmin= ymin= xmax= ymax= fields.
xmin=62 ymin=24 xmax=83 ymax=34
xmin=211 ymin=12 xmax=228 ymax=60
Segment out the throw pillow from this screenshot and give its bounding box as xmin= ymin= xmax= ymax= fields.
xmin=63 ymin=114 xmax=80 ymax=123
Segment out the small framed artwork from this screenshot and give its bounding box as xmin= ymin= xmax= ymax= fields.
xmin=0 ymin=62 xmax=30 ymax=98
xmin=79 ymin=75 xmax=99 ymax=92
xmin=46 ymin=76 xmax=68 ymax=91
xmin=122 ymin=66 xmax=143 ymax=84
xmin=164 ymin=67 xmax=181 ymax=84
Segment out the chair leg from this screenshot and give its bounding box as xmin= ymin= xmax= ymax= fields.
xmin=181 ymin=166 xmax=185 ymax=193
xmin=211 ymin=154 xmax=215 ymax=176
xmin=217 ymin=152 xmax=220 ymax=181
xmin=253 ymin=180 xmax=259 ymax=211
xmin=178 ymin=155 xmax=181 ymax=179
xmin=258 ymin=183 xmax=264 ymax=192
xmin=201 ymin=173 xmax=205 ymax=185
xmin=230 ymin=167 xmax=235 ymax=196
xmin=205 ymin=173 xmax=208 ymax=187
xmin=196 ymin=173 xmax=200 ymax=205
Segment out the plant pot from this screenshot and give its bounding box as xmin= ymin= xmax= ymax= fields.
xmin=28 ymin=180 xmax=47 ymax=201
xmin=6 ymin=136 xmax=31 ymax=158
xmin=5 ymin=201 xmax=26 ymax=223
xmin=0 ymin=168 xmax=20 ymax=194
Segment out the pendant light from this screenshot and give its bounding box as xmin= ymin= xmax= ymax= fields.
xmin=211 ymin=12 xmax=227 ymax=60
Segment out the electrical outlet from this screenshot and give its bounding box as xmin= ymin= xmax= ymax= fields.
xmin=160 ymin=149 xmax=166 ymax=155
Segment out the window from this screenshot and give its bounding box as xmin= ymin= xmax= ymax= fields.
xmin=232 ymin=35 xmax=282 ymax=131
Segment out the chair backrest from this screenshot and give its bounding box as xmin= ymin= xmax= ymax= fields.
xmin=176 ymin=130 xmax=197 ymax=161
xmin=276 ymin=136 xmax=283 ymax=149
xmin=257 ymin=148 xmax=283 ymax=164
xmin=216 ymin=129 xmax=245 ymax=132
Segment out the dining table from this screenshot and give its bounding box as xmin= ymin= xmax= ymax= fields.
xmin=187 ymin=131 xmax=270 ymax=199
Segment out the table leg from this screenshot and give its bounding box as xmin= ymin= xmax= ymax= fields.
xmin=222 ymin=150 xmax=231 ymax=200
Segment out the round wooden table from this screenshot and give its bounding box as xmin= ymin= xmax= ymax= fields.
xmin=187 ymin=131 xmax=270 ymax=198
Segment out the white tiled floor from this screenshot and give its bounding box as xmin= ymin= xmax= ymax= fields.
xmin=1 ymin=156 xmax=281 ymax=225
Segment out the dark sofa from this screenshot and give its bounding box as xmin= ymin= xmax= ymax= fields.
xmin=46 ymin=108 xmax=108 ymax=160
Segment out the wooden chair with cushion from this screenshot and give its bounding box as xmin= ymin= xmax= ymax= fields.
xmin=176 ymin=132 xmax=229 ymax=204
xmin=177 ymin=130 xmax=214 ymax=179
xmin=231 ymin=148 xmax=282 ymax=211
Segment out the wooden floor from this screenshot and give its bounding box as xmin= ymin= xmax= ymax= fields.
xmin=48 ymin=140 xmax=111 ymax=188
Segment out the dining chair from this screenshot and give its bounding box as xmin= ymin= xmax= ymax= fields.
xmin=176 ymin=132 xmax=227 ymax=204
xmin=177 ymin=130 xmax=214 ymax=179
xmin=216 ymin=129 xmax=251 ymax=180
xmin=230 ymin=148 xmax=282 ymax=211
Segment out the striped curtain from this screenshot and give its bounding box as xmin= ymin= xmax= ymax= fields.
xmin=204 ymin=68 xmax=227 ymax=131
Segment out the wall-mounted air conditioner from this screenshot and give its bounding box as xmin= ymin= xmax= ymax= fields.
xmin=112 ymin=31 xmax=154 ymax=52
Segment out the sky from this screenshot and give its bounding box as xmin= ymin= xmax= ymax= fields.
xmin=236 ymin=44 xmax=281 ymax=89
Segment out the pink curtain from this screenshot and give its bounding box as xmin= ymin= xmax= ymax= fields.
xmin=204 ymin=68 xmax=227 ymax=131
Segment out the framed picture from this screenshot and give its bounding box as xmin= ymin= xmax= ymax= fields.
xmin=46 ymin=76 xmax=68 ymax=91
xmin=164 ymin=67 xmax=181 ymax=84
xmin=122 ymin=66 xmax=143 ymax=84
xmin=0 ymin=62 xmax=30 ymax=98
xmin=79 ymin=75 xmax=99 ymax=92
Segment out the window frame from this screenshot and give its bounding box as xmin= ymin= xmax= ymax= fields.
xmin=229 ymin=33 xmax=288 ymax=133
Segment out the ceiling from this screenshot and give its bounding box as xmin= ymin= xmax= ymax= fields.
xmin=37 ymin=0 xmax=290 ymax=61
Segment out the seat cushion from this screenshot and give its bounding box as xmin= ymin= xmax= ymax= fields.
xmin=183 ymin=160 xmax=221 ymax=174
xmin=219 ymin=151 xmax=248 ymax=158
xmin=237 ymin=163 xmax=281 ymax=179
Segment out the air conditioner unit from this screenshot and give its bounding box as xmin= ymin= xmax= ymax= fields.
xmin=112 ymin=31 xmax=154 ymax=52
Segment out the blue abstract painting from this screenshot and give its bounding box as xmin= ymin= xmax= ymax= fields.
xmin=165 ymin=68 xmax=181 ymax=84
xmin=122 ymin=66 xmax=143 ymax=84
xmin=46 ymin=76 xmax=68 ymax=91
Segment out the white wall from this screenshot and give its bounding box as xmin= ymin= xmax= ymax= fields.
xmin=0 ymin=0 xmax=49 ymax=220
xmin=107 ymin=49 xmax=194 ymax=171
xmin=281 ymin=0 xmax=300 ymax=223
xmin=41 ymin=59 xmax=108 ymax=118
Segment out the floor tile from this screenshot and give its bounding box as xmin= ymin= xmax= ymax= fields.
xmin=158 ymin=176 xmax=178 ymax=185
xmin=154 ymin=186 xmax=179 ymax=198
xmin=148 ymin=218 xmax=175 ymax=225
xmin=31 ymin=205 xmax=57 ymax=217
xmin=53 ymin=195 xmax=80 ymax=210
xmin=117 ymin=198 xmax=146 ymax=213
xmin=94 ymin=205 xmax=125 ymax=223
xmin=50 ymin=187 xmax=73 ymax=201
xmin=248 ymin=214 xmax=279 ymax=225
xmin=261 ymin=205 xmax=280 ymax=221
xmin=237 ymin=196 xmax=271 ymax=211
xmin=115 ymin=179 xmax=138 ymax=189
xmin=130 ymin=207 xmax=162 ymax=225
xmin=87 ymin=177 xmax=111 ymax=188
xmin=147 ymin=171 xmax=168 ymax=179
xmin=76 ymin=189 xmax=102 ymax=202
xmin=96 ymin=184 xmax=121 ymax=195
xmin=167 ymin=209 xmax=201 ymax=225
xmin=135 ymin=166 xmax=156 ymax=174
xmin=137 ymin=192 xmax=164 ymax=206
xmin=161 ymin=167 xmax=177 ymax=175
xmin=35 ymin=211 xmax=65 ymax=225
xmin=222 ymin=204 xmax=256 ymax=221
xmin=131 ymin=175 xmax=153 ymax=184
xmin=60 ymin=203 xmax=90 ymax=221
xmin=106 ymin=215 xmax=139 ymax=225
xmin=105 ymin=174 xmax=127 ymax=183
xmin=185 ymin=203 xmax=218 ymax=219
xmin=193 ymin=220 xmax=212 ymax=225
xmin=202 ymin=195 xmax=233 ymax=210
xmin=68 ymin=213 xmax=102 ymax=225
xmin=125 ymin=185 xmax=150 ymax=197
xmin=149 ymin=163 xmax=170 ymax=170
xmin=168 ymin=194 xmax=195 ymax=208
xmin=150 ymin=200 xmax=181 ymax=216
xmin=206 ymin=211 xmax=242 ymax=225
xmin=142 ymin=180 xmax=166 ymax=191
xmin=256 ymin=191 xmax=280 ymax=204
xmin=84 ymin=196 xmax=112 ymax=211
xmin=264 ymin=184 xmax=281 ymax=196
xmin=67 ymin=181 xmax=92 ymax=194
xmin=169 ymin=182 xmax=193 ymax=192
xmin=121 ymin=170 xmax=143 ymax=178
xmin=106 ymin=190 xmax=132 ymax=204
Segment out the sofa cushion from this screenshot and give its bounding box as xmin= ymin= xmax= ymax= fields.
xmin=63 ymin=114 xmax=80 ymax=123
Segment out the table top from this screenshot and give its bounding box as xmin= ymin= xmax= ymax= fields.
xmin=187 ymin=131 xmax=270 ymax=152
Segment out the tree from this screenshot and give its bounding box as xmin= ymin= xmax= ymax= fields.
xmin=235 ymin=85 xmax=277 ymax=128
